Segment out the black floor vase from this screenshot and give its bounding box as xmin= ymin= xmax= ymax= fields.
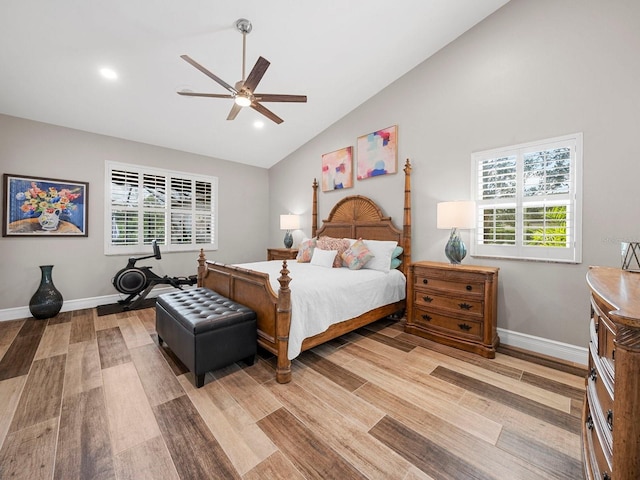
xmin=29 ymin=265 xmax=63 ymax=320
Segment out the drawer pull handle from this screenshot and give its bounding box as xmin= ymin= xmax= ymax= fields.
xmin=607 ymin=410 xmax=613 ymax=431
xmin=612 ymin=349 xmax=615 ymax=361
xmin=465 ymin=285 xmax=472 ymax=291
xmin=421 ymin=314 xmax=432 ymax=321
xmin=422 ymin=279 xmax=429 ymax=285
xmin=589 ymin=367 xmax=597 ymax=382
xmin=586 ymin=414 xmax=594 ymax=431
xmin=603 ymin=473 xmax=611 ymax=480
xmin=458 ymin=302 xmax=473 ymax=310
xmin=422 ymin=296 xmax=433 ymax=303
xmin=458 ymin=323 xmax=472 ymax=331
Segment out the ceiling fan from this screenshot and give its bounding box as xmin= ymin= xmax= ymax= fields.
xmin=178 ymin=18 xmax=307 ymax=125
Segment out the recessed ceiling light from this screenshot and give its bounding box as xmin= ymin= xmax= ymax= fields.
xmin=99 ymin=67 xmax=118 ymax=80
xmin=253 ymin=120 xmax=264 ymax=129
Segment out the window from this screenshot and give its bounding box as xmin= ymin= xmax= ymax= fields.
xmin=470 ymin=133 xmax=582 ymax=263
xmin=105 ymin=161 xmax=217 ymax=255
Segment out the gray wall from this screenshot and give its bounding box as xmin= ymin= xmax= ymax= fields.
xmin=269 ymin=0 xmax=640 ymax=348
xmin=0 ymin=114 xmax=269 ymax=310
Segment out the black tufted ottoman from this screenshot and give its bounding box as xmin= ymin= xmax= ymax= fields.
xmin=155 ymin=288 xmax=257 ymax=388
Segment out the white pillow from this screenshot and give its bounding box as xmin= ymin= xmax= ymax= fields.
xmin=310 ymin=248 xmax=338 ymax=268
xmin=362 ymin=240 xmax=398 ymax=272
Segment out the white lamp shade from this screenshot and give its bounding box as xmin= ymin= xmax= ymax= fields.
xmin=437 ymin=201 xmax=476 ymax=229
xmin=280 ymin=214 xmax=300 ymax=230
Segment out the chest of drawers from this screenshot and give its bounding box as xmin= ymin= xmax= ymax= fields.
xmin=405 ymin=261 xmax=499 ymax=358
xmin=583 ymin=266 xmax=640 ymax=480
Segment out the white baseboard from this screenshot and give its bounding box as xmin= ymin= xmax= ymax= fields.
xmin=0 ymin=286 xmax=180 ymax=322
xmin=498 ymin=327 xmax=588 ymax=366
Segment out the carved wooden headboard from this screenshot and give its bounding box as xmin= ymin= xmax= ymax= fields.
xmin=311 ymin=159 xmax=412 ymax=277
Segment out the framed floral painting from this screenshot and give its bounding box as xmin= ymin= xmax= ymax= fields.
xmin=321 ymin=146 xmax=353 ymax=192
xmin=3 ymin=174 xmax=88 ymax=237
xmin=357 ymin=125 xmax=398 ymax=180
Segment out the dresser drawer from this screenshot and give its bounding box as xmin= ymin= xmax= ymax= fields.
xmin=589 ymin=316 xmax=598 ymax=351
xmin=587 ymin=353 xmax=613 ymax=457
xmin=412 ymin=306 xmax=483 ymax=340
xmin=597 ymin=314 xmax=616 ymax=380
xmin=413 ymin=272 xmax=485 ymax=297
xmin=413 ymin=291 xmax=484 ymax=317
xmin=584 ymin=395 xmax=613 ymax=480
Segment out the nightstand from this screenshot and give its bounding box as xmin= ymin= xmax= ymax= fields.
xmin=267 ymin=248 xmax=299 ymax=261
xmin=405 ymin=260 xmax=499 ymax=358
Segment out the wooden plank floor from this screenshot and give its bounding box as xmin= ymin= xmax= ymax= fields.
xmin=0 ymin=307 xmax=586 ymax=480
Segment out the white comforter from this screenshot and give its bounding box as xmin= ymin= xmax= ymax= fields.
xmin=236 ymin=261 xmax=406 ymax=359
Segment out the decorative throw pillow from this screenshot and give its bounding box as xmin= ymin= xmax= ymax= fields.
xmin=317 ymin=236 xmax=351 ymax=268
xmin=390 ymin=245 xmax=403 ymax=269
xmin=362 ymin=239 xmax=398 ymax=272
xmin=310 ymin=248 xmax=338 ymax=268
xmin=296 ymin=238 xmax=317 ymax=263
xmin=341 ymin=239 xmax=374 ymax=270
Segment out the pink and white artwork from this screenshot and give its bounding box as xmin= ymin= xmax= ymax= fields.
xmin=321 ymin=146 xmax=353 ymax=192
xmin=357 ymin=125 xmax=398 ymax=180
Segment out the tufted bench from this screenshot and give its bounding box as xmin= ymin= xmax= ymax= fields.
xmin=155 ymin=287 xmax=257 ymax=388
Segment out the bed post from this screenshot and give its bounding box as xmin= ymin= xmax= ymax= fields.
xmin=403 ymin=159 xmax=412 ymax=277
xmin=275 ymin=260 xmax=293 ymax=383
xmin=197 ymin=249 xmax=206 ymax=287
xmin=312 ymin=178 xmax=318 ymax=239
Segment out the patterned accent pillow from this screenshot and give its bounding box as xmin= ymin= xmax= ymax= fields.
xmin=296 ymin=238 xmax=317 ymax=263
xmin=317 ymin=236 xmax=351 ymax=268
xmin=341 ymin=239 xmax=374 ymax=270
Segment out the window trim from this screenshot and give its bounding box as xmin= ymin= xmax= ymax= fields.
xmin=470 ymin=133 xmax=583 ymax=264
xmin=104 ymin=161 xmax=218 ymax=255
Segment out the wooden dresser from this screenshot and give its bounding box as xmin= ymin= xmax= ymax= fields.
xmin=405 ymin=261 xmax=499 ymax=358
xmin=584 ymin=266 xmax=640 ymax=480
xmin=267 ymin=248 xmax=298 ymax=261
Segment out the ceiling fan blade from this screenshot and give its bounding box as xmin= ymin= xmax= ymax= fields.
xmin=180 ymin=55 xmax=237 ymax=94
xmin=242 ymin=56 xmax=270 ymax=93
xmin=251 ymin=102 xmax=284 ymax=124
xmin=254 ymin=94 xmax=307 ymax=103
xmin=177 ymin=91 xmax=234 ymax=99
xmin=227 ymin=103 xmax=242 ymax=121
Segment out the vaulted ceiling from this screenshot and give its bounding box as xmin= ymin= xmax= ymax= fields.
xmin=0 ymin=1 xmax=509 ymax=168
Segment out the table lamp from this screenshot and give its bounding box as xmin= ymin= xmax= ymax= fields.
xmin=280 ymin=214 xmax=300 ymax=248
xmin=436 ymin=201 xmax=476 ymax=264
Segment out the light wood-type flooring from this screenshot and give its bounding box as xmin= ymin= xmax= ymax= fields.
xmin=0 ymin=307 xmax=586 ymax=480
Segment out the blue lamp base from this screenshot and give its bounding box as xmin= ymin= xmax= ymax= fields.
xmin=283 ymin=231 xmax=293 ymax=248
xmin=445 ymin=228 xmax=467 ymax=264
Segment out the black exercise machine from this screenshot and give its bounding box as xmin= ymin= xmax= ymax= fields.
xmin=111 ymin=240 xmax=197 ymax=310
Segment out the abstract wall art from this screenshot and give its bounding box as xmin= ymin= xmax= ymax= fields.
xmin=357 ymin=125 xmax=398 ymax=180
xmin=321 ymin=146 xmax=353 ymax=192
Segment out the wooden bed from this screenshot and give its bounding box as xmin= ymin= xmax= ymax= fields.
xmin=197 ymin=159 xmax=412 ymax=383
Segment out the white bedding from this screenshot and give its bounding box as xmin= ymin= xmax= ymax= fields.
xmin=236 ymin=261 xmax=406 ymax=359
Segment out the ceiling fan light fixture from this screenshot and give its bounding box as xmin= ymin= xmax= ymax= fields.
xmin=234 ymin=94 xmax=252 ymax=107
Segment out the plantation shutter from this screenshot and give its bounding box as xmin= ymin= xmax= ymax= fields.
xmin=471 ymin=133 xmax=582 ymax=263
xmin=106 ymin=161 xmax=217 ymax=254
